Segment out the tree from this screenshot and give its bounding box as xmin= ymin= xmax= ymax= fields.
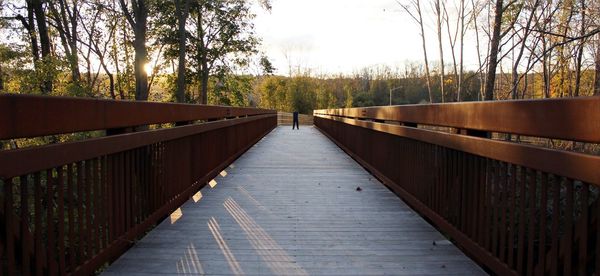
xmin=119 ymin=0 xmax=149 ymax=101
xmin=174 ymin=0 xmax=190 ymax=103
xmin=484 ymin=0 xmax=504 ymax=100
xmin=399 ymin=0 xmax=433 ymax=103
xmin=32 ymin=0 xmax=52 ymax=94
xmin=433 ymin=0 xmax=445 ymax=102
xmin=260 ymin=55 xmax=275 ymax=75
xmin=189 ymin=0 xmax=264 ymax=104
xmin=47 ymin=0 xmax=82 ymax=85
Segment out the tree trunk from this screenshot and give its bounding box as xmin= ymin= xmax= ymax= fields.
xmin=573 ymin=0 xmax=585 ymax=97
xmin=196 ymin=6 xmax=209 ymax=105
xmin=175 ymin=0 xmax=190 ymax=103
xmin=32 ymin=0 xmax=52 ymax=94
xmin=595 ymin=34 xmax=600 ymax=96
xmin=133 ymin=2 xmax=149 ymax=101
xmin=457 ymin=0 xmax=464 ymax=101
xmin=435 ymin=0 xmax=445 ymax=102
xmin=200 ymin=70 xmax=209 ymax=104
xmin=416 ymin=1 xmax=433 ymax=103
xmin=471 ymin=0 xmax=485 ymax=100
xmin=443 ymin=3 xmax=458 ymax=101
xmin=24 ymin=1 xmax=40 ymax=63
xmin=484 ymin=0 xmax=503 ymax=101
xmin=510 ymin=0 xmax=539 ymax=99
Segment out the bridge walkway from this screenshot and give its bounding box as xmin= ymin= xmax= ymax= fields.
xmin=103 ymin=126 xmax=485 ymax=275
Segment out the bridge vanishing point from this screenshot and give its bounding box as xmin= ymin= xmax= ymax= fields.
xmin=1 ymin=94 xmax=600 ymax=275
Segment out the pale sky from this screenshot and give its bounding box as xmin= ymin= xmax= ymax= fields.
xmin=253 ymin=0 xmax=481 ymax=76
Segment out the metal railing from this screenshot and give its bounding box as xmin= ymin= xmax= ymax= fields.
xmin=0 ymin=94 xmax=277 ymax=275
xmin=314 ymin=97 xmax=600 ymax=276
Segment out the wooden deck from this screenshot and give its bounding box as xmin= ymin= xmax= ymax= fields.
xmin=103 ymin=126 xmax=485 ymax=275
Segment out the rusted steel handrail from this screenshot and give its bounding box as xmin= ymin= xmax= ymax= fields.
xmin=0 ymin=94 xmax=274 ymax=139
xmin=0 ymin=95 xmax=277 ymax=275
xmin=314 ymin=97 xmax=600 ymax=276
xmin=315 ymin=96 xmax=600 ymax=143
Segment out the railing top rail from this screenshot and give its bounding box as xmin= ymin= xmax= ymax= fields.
xmin=0 ymin=94 xmax=276 ymax=139
xmin=314 ymin=96 xmax=600 ymax=143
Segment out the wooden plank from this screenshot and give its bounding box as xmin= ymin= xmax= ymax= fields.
xmin=103 ymin=126 xmax=485 ymax=275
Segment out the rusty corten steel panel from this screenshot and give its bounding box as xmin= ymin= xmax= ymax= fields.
xmin=316 ymin=114 xmax=600 ymax=185
xmin=0 ymin=94 xmax=276 ymax=139
xmin=314 ymin=108 xmax=600 ymax=276
xmin=0 ymin=114 xmax=275 ymax=179
xmin=0 ymin=113 xmax=277 ymax=275
xmin=314 ymin=96 xmax=600 ymax=143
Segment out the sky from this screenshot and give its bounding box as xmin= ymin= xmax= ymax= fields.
xmin=252 ymin=0 xmax=480 ymax=76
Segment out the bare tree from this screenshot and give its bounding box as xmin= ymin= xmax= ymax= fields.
xmin=470 ymin=0 xmax=486 ymax=100
xmin=573 ymin=0 xmax=586 ymax=97
xmin=457 ymin=0 xmax=466 ymax=101
xmin=510 ymin=0 xmax=540 ymax=99
xmin=399 ymin=0 xmax=433 ymax=103
xmin=443 ymin=2 xmax=458 ymax=101
xmin=433 ymin=0 xmax=445 ymax=102
xmin=47 ymin=0 xmax=82 ymax=85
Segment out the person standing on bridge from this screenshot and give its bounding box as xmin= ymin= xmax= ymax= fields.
xmin=292 ymin=111 xmax=299 ymax=130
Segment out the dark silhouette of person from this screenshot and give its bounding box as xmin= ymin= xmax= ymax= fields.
xmin=292 ymin=111 xmax=299 ymax=130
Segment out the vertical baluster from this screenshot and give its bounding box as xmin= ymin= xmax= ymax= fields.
xmin=493 ymin=161 xmax=502 ymax=257
xmin=578 ymin=182 xmax=589 ymax=276
xmin=34 ymin=173 xmax=43 ymax=276
xmin=149 ymin=145 xmax=155 ymax=214
xmin=550 ymin=176 xmax=560 ymax=276
xmin=46 ymin=170 xmax=57 ymax=274
xmin=468 ymin=155 xmax=477 ymax=238
xmin=517 ymin=166 xmax=526 ymax=274
xmin=129 ymin=150 xmax=135 ymax=228
xmin=117 ymin=152 xmax=123 ymax=238
xmin=94 ymin=158 xmax=101 ymax=252
xmin=478 ymin=157 xmax=486 ymax=246
xmin=107 ymin=155 xmax=114 ymax=244
xmin=508 ymin=164 xmax=517 ymax=269
xmin=139 ymin=148 xmax=145 ymax=222
xmin=434 ymin=146 xmax=440 ymax=214
xmin=5 ymin=178 xmax=15 ymax=275
xmin=124 ymin=151 xmax=130 ymax=233
xmin=100 ymin=156 xmax=108 ymax=250
xmin=134 ymin=148 xmax=140 ymax=225
xmin=20 ymin=175 xmax=31 ymax=275
xmin=76 ymin=162 xmax=84 ymax=264
xmin=537 ymin=172 xmax=548 ymax=276
xmin=527 ymin=169 xmax=537 ymax=276
xmin=564 ymin=179 xmax=574 ymax=275
xmin=86 ymin=160 xmax=93 ymax=258
xmin=499 ymin=163 xmax=507 ymax=262
xmin=67 ymin=164 xmax=75 ymax=271
xmin=485 ymin=159 xmax=493 ymax=251
xmin=57 ymin=166 xmax=66 ymax=274
xmin=463 ymin=154 xmax=471 ymax=237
